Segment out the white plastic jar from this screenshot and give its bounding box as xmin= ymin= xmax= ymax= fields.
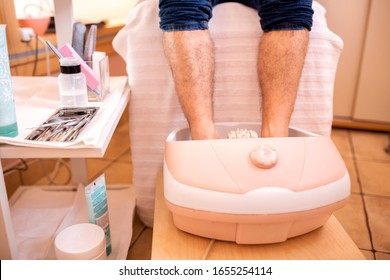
xmin=58 ymin=57 xmax=88 ymax=107
xmin=55 ymin=223 xmax=107 ymax=260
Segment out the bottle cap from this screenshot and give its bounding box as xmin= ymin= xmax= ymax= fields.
xmin=60 ymin=57 xmax=82 ymax=74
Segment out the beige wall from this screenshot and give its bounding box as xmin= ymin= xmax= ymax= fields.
xmin=13 ymin=0 xmax=139 ymax=26
xmin=353 ymin=0 xmax=390 ymax=123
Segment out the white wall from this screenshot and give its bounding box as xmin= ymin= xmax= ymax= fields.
xmin=14 ymin=0 xmax=53 ymax=18
xmin=14 ymin=0 xmax=138 ymax=25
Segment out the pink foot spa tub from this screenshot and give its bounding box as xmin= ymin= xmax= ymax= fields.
xmin=163 ymin=123 xmax=350 ymax=244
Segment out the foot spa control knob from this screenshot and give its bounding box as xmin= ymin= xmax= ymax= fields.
xmin=250 ymin=145 xmax=278 ymax=169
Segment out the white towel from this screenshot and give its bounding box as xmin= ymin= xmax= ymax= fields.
xmin=113 ymin=0 xmax=343 ymax=227
xmin=0 ymin=76 xmax=128 ymax=149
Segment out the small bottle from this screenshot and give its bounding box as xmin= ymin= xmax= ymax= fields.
xmin=58 ymin=57 xmax=88 ymax=107
xmin=0 ymin=24 xmax=18 ymax=137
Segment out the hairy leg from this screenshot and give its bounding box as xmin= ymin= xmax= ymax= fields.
xmin=258 ymin=29 xmax=309 ymax=137
xmin=162 ymin=30 xmax=217 ymax=140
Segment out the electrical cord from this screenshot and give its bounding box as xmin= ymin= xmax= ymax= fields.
xmin=3 ymin=158 xmax=71 ymax=186
xmin=2 ymin=159 xmax=28 ymax=177
xmin=39 ymin=158 xmax=72 ymax=185
xmin=31 ymin=34 xmax=38 ymax=76
xmin=30 ymin=35 xmax=51 ymax=76
xmin=36 ymin=35 xmax=51 ymax=76
xmin=21 ymin=0 xmax=53 ymax=76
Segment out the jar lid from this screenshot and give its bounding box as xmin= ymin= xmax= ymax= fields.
xmin=55 ymin=223 xmax=106 ymax=260
xmin=60 ymin=57 xmax=82 ymax=74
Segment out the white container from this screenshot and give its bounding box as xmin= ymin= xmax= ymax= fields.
xmin=55 ymin=223 xmax=107 ymax=260
xmin=58 ymin=57 xmax=88 ymax=107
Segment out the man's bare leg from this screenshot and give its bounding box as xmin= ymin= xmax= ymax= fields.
xmin=162 ymin=30 xmax=217 ymax=140
xmin=258 ymin=29 xmax=309 ymax=137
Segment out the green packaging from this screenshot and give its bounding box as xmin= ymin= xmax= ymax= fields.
xmin=85 ymin=174 xmax=112 ymax=256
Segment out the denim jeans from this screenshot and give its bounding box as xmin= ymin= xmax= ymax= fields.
xmin=159 ymin=0 xmax=314 ymax=32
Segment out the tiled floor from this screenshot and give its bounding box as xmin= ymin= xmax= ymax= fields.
xmin=331 ymin=128 xmax=390 ymax=260
xmin=9 ymin=112 xmax=387 ymax=260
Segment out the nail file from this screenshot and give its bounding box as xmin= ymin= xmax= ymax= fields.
xmin=84 ymin=24 xmax=97 ymax=62
xmin=59 ymin=43 xmax=100 ymax=90
xmin=72 ymin=22 xmax=86 ymax=58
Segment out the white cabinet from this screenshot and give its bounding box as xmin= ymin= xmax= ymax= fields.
xmin=353 ymin=0 xmax=390 ymax=123
xmin=317 ymin=0 xmax=390 ymax=129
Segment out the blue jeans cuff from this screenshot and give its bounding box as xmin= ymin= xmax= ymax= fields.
xmin=159 ymin=0 xmax=314 ymax=32
xmin=159 ymin=0 xmax=213 ymax=31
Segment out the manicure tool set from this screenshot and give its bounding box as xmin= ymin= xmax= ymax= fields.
xmin=25 ymin=107 xmax=99 ymax=142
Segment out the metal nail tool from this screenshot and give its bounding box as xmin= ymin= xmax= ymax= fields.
xmin=25 ymin=107 xmax=99 ymax=142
